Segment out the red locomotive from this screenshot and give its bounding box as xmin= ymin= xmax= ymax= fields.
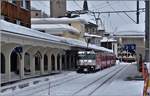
xmin=77 ymin=51 xmax=116 ymax=73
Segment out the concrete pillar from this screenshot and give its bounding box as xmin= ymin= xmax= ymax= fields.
xmin=48 ymin=53 xmax=52 ymax=73
xmin=20 ymin=52 xmax=25 ymax=79
xmin=5 ymin=52 xmax=11 ymax=81
xmin=40 ymin=54 xmax=44 ymax=74
xmin=60 ymin=55 xmax=62 ymax=71
xmin=30 ymin=54 xmax=35 ymax=76
xmin=114 ymin=43 xmax=118 ymax=57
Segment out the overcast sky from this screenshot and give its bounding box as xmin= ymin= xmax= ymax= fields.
xmin=31 ymin=0 xmax=145 ymax=33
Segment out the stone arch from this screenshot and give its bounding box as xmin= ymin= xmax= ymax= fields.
xmin=51 ymin=54 xmax=55 ymax=71
xmin=62 ymin=55 xmax=65 ymax=70
xmin=71 ymin=55 xmax=74 ymax=69
xmin=35 ymin=51 xmax=42 ymax=71
xmin=57 ymin=54 xmax=60 ymax=70
xmin=10 ymin=50 xmax=20 ymax=74
xmin=66 ymin=55 xmax=70 ymax=69
xmin=24 ymin=52 xmax=30 ymax=73
xmin=44 ymin=54 xmax=48 ymax=71
xmin=1 ymin=53 xmax=5 ymax=73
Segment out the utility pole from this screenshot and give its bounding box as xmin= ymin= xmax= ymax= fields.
xmin=145 ymin=0 xmax=150 ymax=62
xmin=136 ymin=0 xmax=139 ymax=24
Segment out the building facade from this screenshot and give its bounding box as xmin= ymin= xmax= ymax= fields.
xmin=1 ymin=0 xmax=31 ymax=27
xmin=85 ymin=22 xmax=102 ymax=46
xmin=114 ymin=24 xmax=145 ymax=62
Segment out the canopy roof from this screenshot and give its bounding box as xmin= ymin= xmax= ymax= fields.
xmin=1 ymin=20 xmax=113 ymax=53
xmin=114 ymin=23 xmax=145 ymax=37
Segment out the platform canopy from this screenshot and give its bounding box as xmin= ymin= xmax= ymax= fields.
xmin=114 ymin=23 xmax=145 ymax=37
xmin=1 ymin=20 xmax=113 ymax=53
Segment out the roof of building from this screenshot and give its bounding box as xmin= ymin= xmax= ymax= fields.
xmin=32 ymin=24 xmax=80 ymax=34
xmin=100 ymin=37 xmax=117 ymax=42
xmin=1 ymin=20 xmax=113 ymax=53
xmin=31 ymin=17 xmax=88 ymax=24
xmin=84 ymin=33 xmax=102 ymax=38
xmin=114 ymin=23 xmax=145 ymax=37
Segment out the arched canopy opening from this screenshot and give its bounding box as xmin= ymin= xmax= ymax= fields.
xmin=66 ymin=55 xmax=70 ymax=69
xmin=62 ymin=55 xmax=65 ymax=70
xmin=51 ymin=54 xmax=55 ymax=71
xmin=44 ymin=54 xmax=48 ymax=71
xmin=24 ymin=52 xmax=30 ymax=74
xmin=1 ymin=53 xmax=5 ymax=74
xmin=57 ymin=54 xmax=60 ymax=70
xmin=10 ymin=50 xmax=20 ymax=74
xmin=35 ymin=51 xmax=42 ymax=71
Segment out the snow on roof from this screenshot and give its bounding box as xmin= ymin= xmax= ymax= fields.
xmin=65 ymin=38 xmax=113 ymax=53
xmin=84 ymin=33 xmax=102 ymax=38
xmin=31 ymin=24 xmax=80 ymax=34
xmin=1 ymin=20 xmax=112 ymax=53
xmin=114 ymin=23 xmax=145 ymax=36
xmin=0 ymin=20 xmax=66 ymax=44
xmin=100 ymin=37 xmax=117 ymax=42
xmin=79 ymin=14 xmax=96 ymax=25
xmin=31 ymin=17 xmax=88 ymax=24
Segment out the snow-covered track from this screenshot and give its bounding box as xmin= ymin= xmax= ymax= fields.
xmin=87 ymin=65 xmax=127 ymax=96
xmin=72 ymin=65 xmax=127 ymax=96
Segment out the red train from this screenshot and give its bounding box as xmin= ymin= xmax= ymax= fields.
xmin=77 ymin=51 xmax=116 ymax=73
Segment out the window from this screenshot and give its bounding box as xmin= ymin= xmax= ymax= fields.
xmin=35 ymin=13 xmax=39 ymax=16
xmin=25 ymin=0 xmax=30 ymax=10
xmin=12 ymin=0 xmax=17 ymax=4
xmin=20 ymin=0 xmax=23 ymax=7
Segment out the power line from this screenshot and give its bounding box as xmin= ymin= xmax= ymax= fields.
xmin=106 ymin=2 xmax=130 ymax=24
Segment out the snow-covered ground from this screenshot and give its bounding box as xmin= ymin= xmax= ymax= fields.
xmin=1 ymin=63 xmax=144 ymax=96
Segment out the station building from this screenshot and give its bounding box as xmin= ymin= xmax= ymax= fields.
xmin=1 ymin=1 xmax=113 ymax=85
xmin=114 ymin=23 xmax=145 ymax=62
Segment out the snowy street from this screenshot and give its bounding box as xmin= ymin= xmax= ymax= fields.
xmin=1 ymin=63 xmax=144 ymax=96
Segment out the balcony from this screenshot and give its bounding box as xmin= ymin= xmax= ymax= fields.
xmin=1 ymin=1 xmax=31 ymax=28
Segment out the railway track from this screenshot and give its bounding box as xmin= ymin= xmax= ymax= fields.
xmin=50 ymin=65 xmax=121 ymax=88
xmin=50 ymin=74 xmax=85 ymax=88
xmin=72 ymin=65 xmax=127 ymax=96
xmin=21 ymin=65 xmax=123 ymax=96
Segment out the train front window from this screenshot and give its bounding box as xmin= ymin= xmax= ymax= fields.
xmin=78 ymin=53 xmax=96 ymax=60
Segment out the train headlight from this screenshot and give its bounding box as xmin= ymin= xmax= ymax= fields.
xmin=88 ymin=60 xmax=92 ymax=63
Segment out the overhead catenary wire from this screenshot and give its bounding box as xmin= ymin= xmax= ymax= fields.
xmin=106 ymin=1 xmax=129 ymax=24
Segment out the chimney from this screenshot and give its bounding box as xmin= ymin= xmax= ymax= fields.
xmin=50 ymin=0 xmax=66 ymax=18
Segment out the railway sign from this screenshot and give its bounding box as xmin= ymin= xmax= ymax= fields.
xmin=124 ymin=44 xmax=136 ymax=53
